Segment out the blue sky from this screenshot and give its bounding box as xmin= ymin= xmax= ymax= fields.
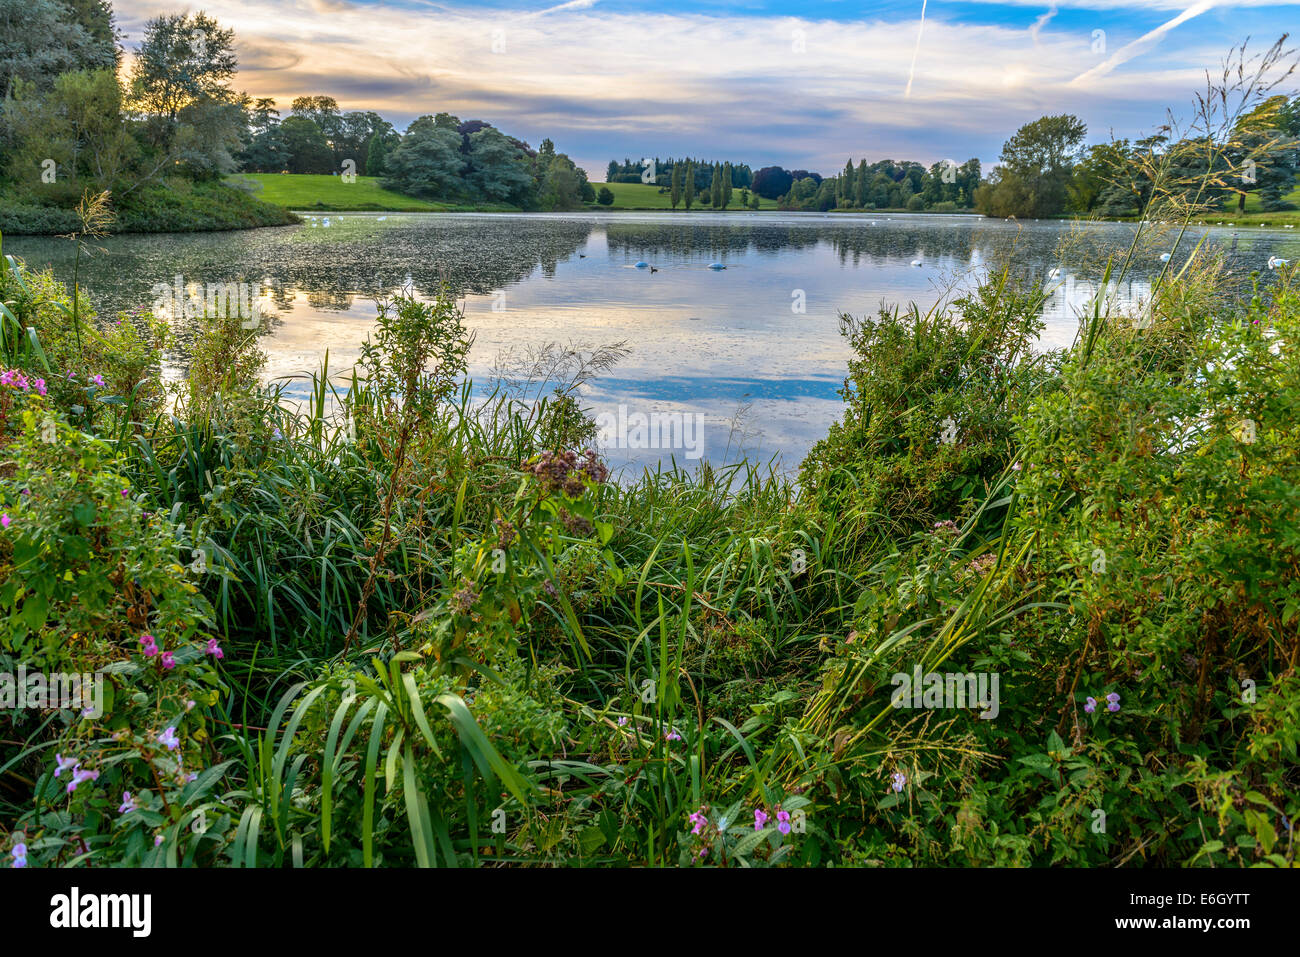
xmin=114 ymin=0 xmax=1300 ymax=177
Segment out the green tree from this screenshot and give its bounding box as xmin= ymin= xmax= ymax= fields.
xmin=365 ymin=129 xmax=394 ymax=177
xmin=0 ymin=0 xmax=117 ymax=99
xmin=723 ymin=162 xmax=733 ymax=209
xmin=684 ymin=160 xmax=695 ymax=209
xmin=467 ymin=126 xmax=533 ymax=204
xmin=978 ymin=114 xmax=1087 ymax=218
xmin=6 ymin=68 xmax=135 ymax=187
xmin=383 ymin=117 xmax=466 ymax=198
xmin=129 ymin=12 xmax=237 ymax=149
xmin=597 ymin=185 xmax=614 ymax=206
xmin=670 ymin=162 xmax=681 ymax=209
xmin=710 ymin=163 xmax=722 ymax=208
xmin=279 ymin=116 xmax=334 ymax=173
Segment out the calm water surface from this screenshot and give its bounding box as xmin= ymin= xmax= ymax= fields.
xmin=9 ymin=211 xmax=1299 ymax=475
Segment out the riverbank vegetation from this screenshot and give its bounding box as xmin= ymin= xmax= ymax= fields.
xmin=2 ymin=48 xmax=1299 ymax=863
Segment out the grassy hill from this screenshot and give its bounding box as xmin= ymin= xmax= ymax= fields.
xmin=227 ymin=173 xmax=518 ymax=212
xmin=593 ymin=181 xmax=778 ymax=210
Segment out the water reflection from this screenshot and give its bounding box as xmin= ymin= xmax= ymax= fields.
xmin=8 ymin=212 xmax=1297 ymax=475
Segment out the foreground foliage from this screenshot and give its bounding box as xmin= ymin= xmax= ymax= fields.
xmin=0 ymin=212 xmax=1297 ymax=867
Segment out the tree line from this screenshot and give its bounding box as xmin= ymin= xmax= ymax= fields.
xmin=0 ymin=1 xmax=598 ymax=222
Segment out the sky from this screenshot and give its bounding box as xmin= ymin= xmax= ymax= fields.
xmin=110 ymin=0 xmax=1300 ymax=178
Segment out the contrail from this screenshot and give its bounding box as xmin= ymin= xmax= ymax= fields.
xmin=1071 ymin=0 xmax=1216 ymax=84
xmin=905 ymin=0 xmax=929 ymax=98
xmin=1030 ymin=4 xmax=1058 ymax=44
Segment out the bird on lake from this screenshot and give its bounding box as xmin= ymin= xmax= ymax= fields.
xmin=707 ymin=263 xmax=726 ymax=270
xmin=1159 ymin=253 xmax=1172 ymax=262
xmin=910 ymin=259 xmax=923 ymax=267
xmin=579 ymin=254 xmax=586 ymax=258
xmin=635 ymin=261 xmax=650 ymax=268
xmin=1269 ymin=256 xmax=1290 ymax=269
xmin=650 ymin=266 xmax=658 ymax=273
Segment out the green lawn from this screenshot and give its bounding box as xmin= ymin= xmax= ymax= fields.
xmin=226 ymin=173 xmax=517 ymax=212
xmin=592 ymin=180 xmax=779 ymax=210
xmin=1184 ymin=177 xmax=1300 ymax=227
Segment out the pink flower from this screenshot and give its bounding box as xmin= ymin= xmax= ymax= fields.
xmin=776 ymin=809 xmax=791 ymax=835
xmin=160 ymin=651 xmax=176 ymax=670
xmin=11 ymin=843 xmax=26 ymax=868
xmin=119 ymin=792 xmax=137 ymax=814
xmin=139 ymin=633 xmax=158 ymax=657
xmin=205 ymin=638 xmax=223 ymax=659
xmin=91 ymin=374 xmax=105 ymax=387
xmin=665 ymin=730 xmax=682 ymax=741
xmin=54 ymin=753 xmax=79 ymax=777
xmin=1084 ymin=696 xmax=1097 ymax=714
xmin=0 ymin=513 xmax=9 ymax=529
xmin=688 ymin=810 xmax=707 ymax=836
xmin=754 ymin=808 xmax=768 ymax=831
xmin=157 ymin=727 xmax=180 ymax=751
xmin=67 ymin=767 xmax=99 ymax=794
xmin=33 ymin=378 xmax=46 ymax=396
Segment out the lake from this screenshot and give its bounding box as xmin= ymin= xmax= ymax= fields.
xmin=8 ymin=211 xmax=1299 ymax=476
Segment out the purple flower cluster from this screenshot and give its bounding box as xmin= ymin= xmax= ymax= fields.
xmin=523 ymin=448 xmax=609 ymax=498
xmin=451 ymin=580 xmax=479 ymax=615
xmin=752 ymin=806 xmax=793 ymax=835
xmin=0 ymin=369 xmax=47 ymax=395
xmin=688 ymin=809 xmax=708 ymax=835
xmin=1084 ymin=691 xmax=1121 ymax=714
xmin=54 ymin=754 xmax=100 ymax=794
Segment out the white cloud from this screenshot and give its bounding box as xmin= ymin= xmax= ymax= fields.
xmin=111 ymin=0 xmax=1264 ymax=175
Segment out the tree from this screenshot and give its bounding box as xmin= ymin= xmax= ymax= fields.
xmin=384 ymin=117 xmax=466 ymax=197
xmin=538 ymin=153 xmax=584 ymax=210
xmin=365 ymin=129 xmax=395 ymax=177
xmin=240 ymin=123 xmax=289 ymax=172
xmin=279 ymin=116 xmax=334 ymax=173
xmin=670 ymin=162 xmax=681 ymax=209
xmin=0 ymin=0 xmax=117 ymax=99
xmin=597 ymin=185 xmax=614 ymax=206
xmin=683 ymin=161 xmax=695 ymax=209
xmin=854 ymin=159 xmax=867 ymax=207
xmin=467 ymin=126 xmax=533 ymax=204
xmin=130 ymin=13 xmax=237 ymax=149
xmin=173 ymin=95 xmax=245 ymax=179
xmin=979 ymin=114 xmax=1087 ymax=218
xmin=6 ymin=68 xmax=135 ymax=186
xmin=751 ymin=166 xmax=793 ymax=200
